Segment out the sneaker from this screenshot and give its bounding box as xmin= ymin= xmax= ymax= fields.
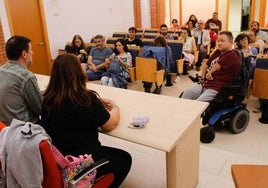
xmin=173 ymin=76 xmax=180 ymax=83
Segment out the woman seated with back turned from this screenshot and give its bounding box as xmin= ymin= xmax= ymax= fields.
xmin=143 ymin=35 xmax=175 ymax=94
xmin=40 ymin=53 xmax=132 ymax=188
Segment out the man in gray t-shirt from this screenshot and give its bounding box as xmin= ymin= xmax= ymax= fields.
xmin=86 ymin=34 xmax=113 ymax=80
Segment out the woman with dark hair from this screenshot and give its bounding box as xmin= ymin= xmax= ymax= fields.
xmin=40 ymin=53 xmax=132 ymax=188
xmin=180 ymin=27 xmax=197 ymax=74
xmin=185 ymin=14 xmax=198 ymax=27
xmin=101 ymin=39 xmax=132 ymax=88
xmin=234 ymin=33 xmax=258 ymax=78
xmin=65 ymin=34 xmax=88 ymax=63
xmin=169 ymin=18 xmax=180 ymax=32
xmin=186 ymin=20 xmax=196 ymax=32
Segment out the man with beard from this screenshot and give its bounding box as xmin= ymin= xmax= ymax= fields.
xmin=86 ymin=34 xmax=113 ymax=80
xmin=250 ymin=21 xmax=268 ymax=43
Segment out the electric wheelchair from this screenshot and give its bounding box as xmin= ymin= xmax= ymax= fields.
xmin=189 ymin=49 xmax=251 ymax=143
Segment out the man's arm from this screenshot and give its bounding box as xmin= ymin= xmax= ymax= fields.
xmin=87 ymin=55 xmax=97 ymax=72
xmin=24 ymin=76 xmax=43 ymax=115
xmin=206 ymin=62 xmax=221 ymax=80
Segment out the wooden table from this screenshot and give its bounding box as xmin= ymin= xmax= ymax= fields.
xmin=36 ymin=74 xmax=208 ymax=188
xmin=231 ymin=164 xmax=268 ymax=188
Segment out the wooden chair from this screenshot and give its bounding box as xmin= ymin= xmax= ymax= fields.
xmin=231 ymin=164 xmax=268 ymax=188
xmin=136 ymin=28 xmax=144 ymax=33
xmin=166 ymin=40 xmax=184 ymax=74
xmin=112 ymin=32 xmax=127 ymax=39
xmin=252 ymin=57 xmax=268 ymax=123
xmin=105 ymin=37 xmax=118 ymax=44
xmin=58 ymin=49 xmax=66 ymax=55
xmin=142 ymin=38 xmax=155 ymax=46
xmin=135 ymin=32 xmax=144 ymax=39
xmin=127 ymin=46 xmax=141 ymax=82
xmin=263 ymin=43 xmax=268 ymax=54
xmin=144 ymin=28 xmax=158 ymax=33
xmin=135 ymin=57 xmax=165 ymax=87
xmin=143 ymin=33 xmax=158 ymax=39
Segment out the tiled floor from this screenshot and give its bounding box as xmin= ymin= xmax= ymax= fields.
xmin=123 ymin=69 xmax=268 ymax=188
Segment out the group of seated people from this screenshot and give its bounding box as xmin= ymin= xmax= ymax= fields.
xmin=64 ymin=17 xmax=268 ymax=98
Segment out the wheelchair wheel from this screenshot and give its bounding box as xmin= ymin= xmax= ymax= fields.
xmin=229 ymin=109 xmax=249 ymax=134
xmin=200 ymin=126 xmax=215 ymax=143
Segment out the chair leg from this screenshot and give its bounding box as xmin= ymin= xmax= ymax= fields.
xmin=143 ymin=82 xmax=152 ymax=93
xmin=165 ymin=74 xmax=173 ymax=87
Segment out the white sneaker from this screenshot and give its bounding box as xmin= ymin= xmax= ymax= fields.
xmin=173 ymin=76 xmax=180 ymax=83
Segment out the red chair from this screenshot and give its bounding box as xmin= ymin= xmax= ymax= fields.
xmin=0 ymin=122 xmax=114 ymax=188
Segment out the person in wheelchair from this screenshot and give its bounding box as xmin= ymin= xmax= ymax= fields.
xmin=182 ymin=31 xmax=251 ymax=143
xmin=181 ymin=31 xmax=239 ymax=102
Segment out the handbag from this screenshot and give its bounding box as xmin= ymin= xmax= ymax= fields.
xmin=108 ymin=59 xmax=130 ymax=80
xmin=52 ymin=145 xmax=96 ymax=188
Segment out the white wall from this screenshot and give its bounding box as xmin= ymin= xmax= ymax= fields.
xmin=0 ymin=0 xmax=11 ymax=41
xmin=43 ymin=0 xmax=134 ymax=58
xmin=140 ymin=0 xmax=151 ymax=28
xmin=181 ymin=0 xmax=215 ymax=24
xmin=228 ymin=0 xmax=242 ymax=33
xmin=1 ymin=0 xmax=134 ymax=58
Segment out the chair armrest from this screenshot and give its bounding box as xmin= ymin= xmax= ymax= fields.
xmin=69 ymin=159 xmax=109 ymax=187
xmin=176 ymin=59 xmax=183 ymax=74
xmin=128 ymin=67 xmax=136 ymax=82
xmin=154 ymin=69 xmax=165 ymax=87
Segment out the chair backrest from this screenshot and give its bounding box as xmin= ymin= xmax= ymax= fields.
xmin=253 ymin=57 xmax=268 ymax=99
xmin=143 ymin=33 xmax=158 ymax=39
xmin=144 ymin=28 xmax=158 ymax=33
xmin=136 ymin=57 xmax=157 ymax=82
xmin=142 ymin=39 xmax=154 ymax=46
xmin=167 ymin=41 xmax=183 ymax=61
xmin=112 ymin=32 xmax=127 ymax=39
xmin=106 ymin=37 xmax=118 ymax=44
xmin=128 ymin=46 xmax=141 ymax=67
xmin=40 ymin=141 xmax=63 ymax=188
xmin=135 ymin=57 xmax=165 ymax=86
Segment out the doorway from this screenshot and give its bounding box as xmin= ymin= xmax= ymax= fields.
xmin=241 ymin=0 xmax=251 ymax=30
xmin=4 ymin=0 xmax=52 ymax=75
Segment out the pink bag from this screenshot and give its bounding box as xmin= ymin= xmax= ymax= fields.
xmin=52 ymin=145 xmax=96 ymax=188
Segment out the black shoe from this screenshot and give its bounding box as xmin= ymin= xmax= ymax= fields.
xmin=188 ymin=74 xmax=200 ymax=83
xmin=165 ymin=82 xmax=173 ymax=87
xmin=153 ymin=87 xmax=162 ymax=94
xmin=145 ymin=87 xmax=151 ymax=93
